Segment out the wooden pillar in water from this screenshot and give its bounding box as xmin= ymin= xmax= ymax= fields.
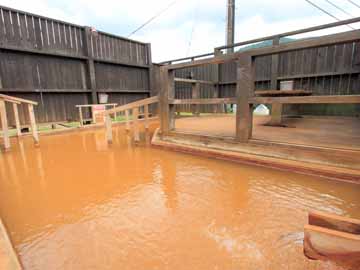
xmin=235 ymin=54 xmax=254 ymax=142
xmin=105 ymin=114 xmax=112 ymax=144
xmin=0 ymin=99 xmax=10 ymax=150
xmin=12 ymin=103 xmax=21 ymax=137
xmin=144 ymin=104 xmax=149 ymax=129
xmin=191 ymin=82 xmax=200 ymax=116
xmin=125 ymin=109 xmax=130 ymax=131
xmin=28 ymin=104 xmax=39 ymax=145
xmin=133 ymin=107 xmax=140 ymax=142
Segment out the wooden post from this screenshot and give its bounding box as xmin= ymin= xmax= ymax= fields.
xmin=92 ymin=106 xmax=96 ymax=124
xmin=133 ymin=107 xmax=140 ymax=142
xmin=78 ymin=107 xmax=83 ymax=127
xmin=0 ymin=99 xmax=10 ymax=150
xmin=159 ymin=67 xmax=175 ymax=134
xmin=144 ymin=104 xmax=149 ymax=129
xmin=191 ymin=82 xmax=200 ymax=116
xmin=84 ymin=27 xmax=98 ymax=104
xmin=105 ymin=114 xmax=112 ymax=144
xmin=125 ymin=109 xmax=130 ymax=131
xmin=235 ymin=55 xmax=254 ymax=142
xmin=12 ymin=103 xmax=21 ymax=136
xmin=269 ymin=36 xmax=283 ymax=126
xmin=28 ymin=104 xmax=39 ymax=145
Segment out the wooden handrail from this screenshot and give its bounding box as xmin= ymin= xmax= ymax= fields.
xmin=104 ymin=96 xmax=159 ymax=115
xmin=0 ymin=94 xmax=38 ymax=105
xmin=174 ymin=78 xmax=215 ymax=85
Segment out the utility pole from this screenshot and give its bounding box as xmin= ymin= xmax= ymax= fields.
xmin=226 ymin=0 xmax=235 ymax=54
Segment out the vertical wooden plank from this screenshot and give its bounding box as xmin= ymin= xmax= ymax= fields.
xmin=269 ymin=37 xmax=283 ymax=126
xmin=144 ymin=104 xmax=149 ymax=129
xmin=0 ymin=99 xmax=10 ymax=150
xmin=191 ymin=82 xmax=200 ymax=116
xmin=105 ymin=114 xmax=112 ymax=144
xmin=133 ymin=107 xmax=140 ymax=142
xmin=28 ymin=104 xmax=39 ymax=145
xmin=125 ymin=109 xmax=130 ymax=131
xmin=235 ymin=55 xmax=254 ymax=142
xmin=12 ymin=103 xmax=21 ymax=136
xmin=83 ymin=26 xmax=98 ymax=104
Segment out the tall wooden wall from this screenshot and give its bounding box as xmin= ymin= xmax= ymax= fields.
xmin=174 ymin=40 xmax=360 ymax=116
xmin=0 ymin=5 xmax=153 ymax=126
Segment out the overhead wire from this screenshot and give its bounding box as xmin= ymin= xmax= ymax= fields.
xmin=127 ymin=0 xmax=178 ymax=38
xmin=304 ymin=0 xmax=355 ymax=29
xmin=346 ymin=0 xmax=360 ymax=9
xmin=186 ymin=0 xmax=200 ymax=57
xmin=324 ymin=0 xmax=354 ymax=17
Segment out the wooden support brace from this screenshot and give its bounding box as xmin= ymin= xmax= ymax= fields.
xmin=144 ymin=104 xmax=149 ymax=129
xmin=0 ymin=99 xmax=10 ymax=150
xmin=12 ymin=103 xmax=21 ymax=137
xmin=28 ymin=104 xmax=39 ymax=145
xmin=235 ymin=55 xmax=254 ymax=142
xmin=105 ymin=114 xmax=112 ymax=144
xmin=133 ymin=107 xmax=140 ymax=142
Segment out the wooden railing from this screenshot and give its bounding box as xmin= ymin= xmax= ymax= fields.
xmin=159 ymin=26 xmax=360 ymax=142
xmin=104 ymin=96 xmax=159 ymax=143
xmin=0 ymin=94 xmax=39 ymax=151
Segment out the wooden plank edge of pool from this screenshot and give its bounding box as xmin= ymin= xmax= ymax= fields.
xmin=151 ymin=129 xmax=360 ymax=184
xmin=0 ymin=218 xmax=22 ymax=270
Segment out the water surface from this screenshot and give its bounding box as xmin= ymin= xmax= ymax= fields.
xmin=0 ymin=123 xmax=359 ymax=270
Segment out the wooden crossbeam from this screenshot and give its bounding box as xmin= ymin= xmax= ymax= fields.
xmin=104 ymin=96 xmax=159 ymax=115
xmin=254 ymin=90 xmax=312 ymax=96
xmin=249 ymin=95 xmax=360 ymax=104
xmin=174 ymin=77 xmax=215 ymax=85
xmin=169 ymin=98 xmax=236 ymax=105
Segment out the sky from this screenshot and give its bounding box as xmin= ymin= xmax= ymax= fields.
xmin=1 ymin=0 xmax=360 ymax=62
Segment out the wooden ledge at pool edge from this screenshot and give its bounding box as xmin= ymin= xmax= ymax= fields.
xmin=304 ymin=211 xmax=360 ymax=270
xmin=0 ymin=218 xmax=22 ymax=269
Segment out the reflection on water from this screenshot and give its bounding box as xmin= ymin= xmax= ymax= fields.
xmin=0 ymin=123 xmax=359 ymax=270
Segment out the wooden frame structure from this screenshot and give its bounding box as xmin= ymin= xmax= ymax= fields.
xmin=76 ymin=103 xmax=117 ymax=126
xmin=159 ymin=21 xmax=360 ymax=143
xmin=304 ymin=211 xmax=360 ymax=269
xmin=0 ymin=94 xmax=39 ymax=151
xmin=104 ymin=96 xmax=158 ymax=143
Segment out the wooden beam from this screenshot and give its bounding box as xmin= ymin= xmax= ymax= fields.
xmin=12 ymin=103 xmax=21 ymax=136
xmin=125 ymin=109 xmax=130 ymax=131
xmin=78 ymin=107 xmax=83 ymax=127
xmin=104 ymin=96 xmax=158 ymax=115
xmin=159 ymin=67 xmax=173 ymax=134
xmin=105 ymin=114 xmax=112 ymax=144
xmin=169 ymin=98 xmax=236 ymax=105
xmin=255 ymin=90 xmax=312 ymax=96
xmin=84 ymin=27 xmax=98 ymax=104
xmin=174 ymin=77 xmax=215 ymax=85
xmin=0 ymin=99 xmax=10 ymax=150
xmin=144 ymin=104 xmax=149 ymax=129
xmin=309 ymin=211 xmax=360 ymax=234
xmin=249 ymin=95 xmax=360 ymax=104
xmin=0 ymin=94 xmax=37 ymax=105
xmin=28 ymin=104 xmax=39 ymax=145
xmin=304 ymin=224 xmax=360 ymax=269
xmin=235 ymin=55 xmax=254 ymax=142
xmin=133 ymin=107 xmax=140 ymax=142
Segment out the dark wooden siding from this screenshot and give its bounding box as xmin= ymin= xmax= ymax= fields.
xmin=0 ymin=5 xmax=153 ymax=125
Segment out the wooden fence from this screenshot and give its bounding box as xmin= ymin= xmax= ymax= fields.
xmin=0 ymin=5 xmax=154 ymax=126
xmin=164 ymin=17 xmax=360 ymax=116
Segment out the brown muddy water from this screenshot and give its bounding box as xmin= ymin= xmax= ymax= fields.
xmin=0 ymin=123 xmax=359 ymax=270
